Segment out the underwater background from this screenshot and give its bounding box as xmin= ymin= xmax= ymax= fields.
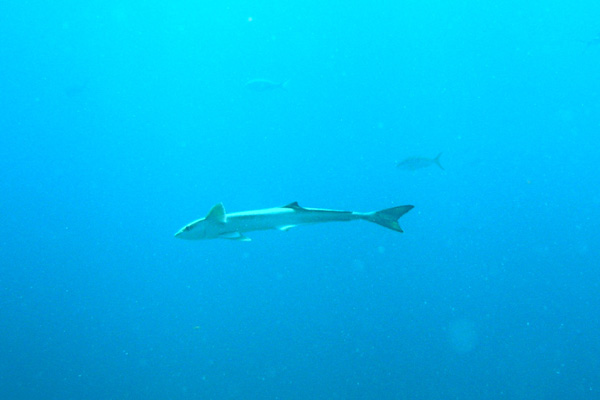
xmin=1 ymin=0 xmax=599 ymax=399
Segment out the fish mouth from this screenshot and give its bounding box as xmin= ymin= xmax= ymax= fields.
xmin=174 ymin=228 xmax=195 ymax=239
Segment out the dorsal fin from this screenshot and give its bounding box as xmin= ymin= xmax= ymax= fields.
xmin=206 ymin=203 xmax=226 ymax=223
xmin=282 ymin=201 xmax=303 ymax=210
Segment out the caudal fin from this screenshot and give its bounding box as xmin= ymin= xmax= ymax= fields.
xmin=434 ymin=153 xmax=445 ymax=170
xmin=364 ymin=205 xmax=414 ymax=233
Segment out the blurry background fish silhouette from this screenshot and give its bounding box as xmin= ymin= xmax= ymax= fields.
xmin=396 ymin=153 xmax=444 ymax=171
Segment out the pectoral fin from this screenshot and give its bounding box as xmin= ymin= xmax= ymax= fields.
xmin=219 ymin=232 xmax=251 ymax=241
xmin=276 ymin=225 xmax=297 ymax=231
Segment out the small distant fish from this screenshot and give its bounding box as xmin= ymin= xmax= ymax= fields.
xmin=65 ymin=80 xmax=90 ymax=97
xmin=245 ymin=79 xmax=288 ymax=91
xmin=584 ymin=37 xmax=600 ymax=47
xmin=397 ymin=153 xmax=444 ymax=171
xmin=579 ymin=33 xmax=600 ymax=47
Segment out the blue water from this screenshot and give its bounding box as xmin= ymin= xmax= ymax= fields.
xmin=1 ymin=1 xmax=599 ymax=399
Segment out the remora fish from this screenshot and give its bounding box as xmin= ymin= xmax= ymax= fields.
xmin=245 ymin=79 xmax=288 ymax=91
xmin=397 ymin=153 xmax=444 ymax=171
xmin=175 ymin=202 xmax=414 ymax=241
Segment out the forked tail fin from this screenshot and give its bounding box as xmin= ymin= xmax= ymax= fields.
xmin=363 ymin=205 xmax=414 ymax=232
xmin=434 ymin=153 xmax=445 ymax=170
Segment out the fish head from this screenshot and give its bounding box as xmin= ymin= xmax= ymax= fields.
xmin=175 ymin=203 xmax=228 ymax=240
xmin=174 ymin=218 xmax=210 ymax=240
